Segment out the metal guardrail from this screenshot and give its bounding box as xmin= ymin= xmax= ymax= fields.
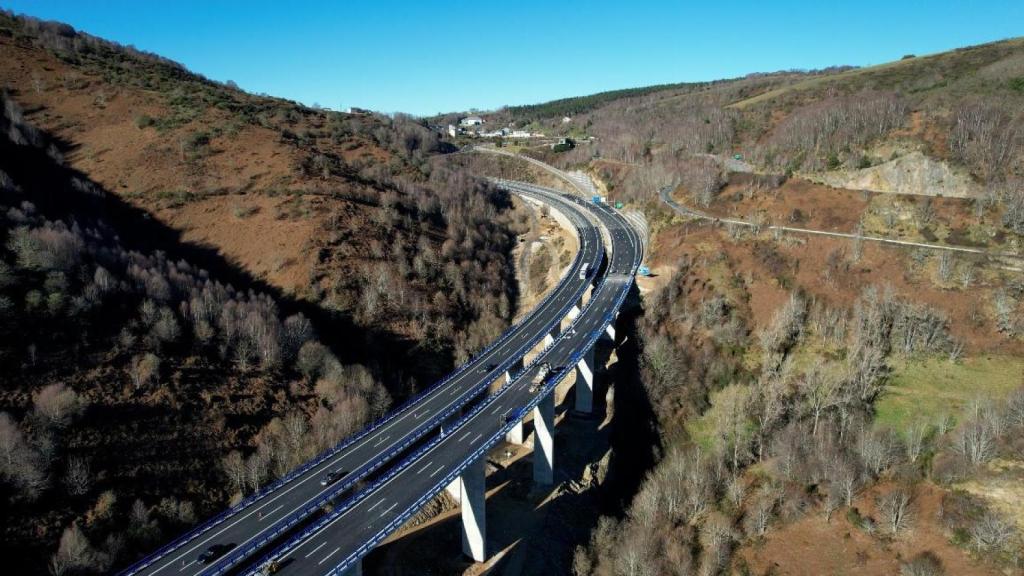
xmin=195 ymin=196 xmax=605 ymax=576
xmin=245 ymin=181 xmax=643 ymax=576
xmin=245 ymin=267 xmax=636 ymax=576
xmin=118 ymin=189 xmax=600 ymax=576
xmin=320 ymin=274 xmax=638 ymax=576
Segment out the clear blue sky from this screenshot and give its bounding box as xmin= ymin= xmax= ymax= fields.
xmin=5 ymin=1 xmax=1023 ymax=116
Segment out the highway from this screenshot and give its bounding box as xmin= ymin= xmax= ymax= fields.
xmin=241 ymin=181 xmax=642 ymax=576
xmin=121 ymin=185 xmax=606 ymax=576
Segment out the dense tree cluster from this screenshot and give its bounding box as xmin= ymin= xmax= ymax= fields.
xmin=573 ymin=256 xmax=1022 ymax=575
xmin=0 ymin=94 xmax=393 ymax=573
xmin=949 ymin=98 xmax=1023 ymax=181
xmin=755 ymin=91 xmax=908 ymax=172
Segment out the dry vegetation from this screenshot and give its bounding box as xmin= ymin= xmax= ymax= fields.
xmin=0 ymin=11 xmax=524 ymax=576
xmin=572 ymin=222 xmax=1024 ymax=575
xmin=457 ymin=38 xmax=1024 ymax=576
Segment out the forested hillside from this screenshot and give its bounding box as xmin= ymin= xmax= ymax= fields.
xmin=453 ymin=37 xmax=1024 ymax=576
xmin=0 ymin=10 xmax=520 ymax=378
xmin=0 ymin=11 xmax=523 ymax=576
xmin=546 ymin=38 xmax=1024 ymax=576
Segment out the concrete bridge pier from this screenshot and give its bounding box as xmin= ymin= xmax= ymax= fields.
xmin=533 ymin=392 xmax=554 ymax=485
xmin=505 ymin=417 xmax=524 ymax=444
xmin=442 ymin=413 xmax=464 ymax=504
xmin=602 ymin=312 xmax=618 ymax=344
xmin=460 ymin=456 xmax=487 ymax=562
xmin=543 ymin=323 xmax=561 ymax=348
xmin=575 ymin=346 xmax=595 ymax=413
xmin=568 ymin=295 xmax=584 ymax=322
xmin=504 ymin=357 xmax=524 ymax=384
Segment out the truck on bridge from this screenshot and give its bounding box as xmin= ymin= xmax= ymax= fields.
xmin=530 ymin=362 xmax=552 ymax=394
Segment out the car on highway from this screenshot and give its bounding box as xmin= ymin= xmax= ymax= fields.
xmin=320 ymin=470 xmax=348 ymax=487
xmin=503 ymin=407 xmax=527 ymax=425
xmin=479 ymin=362 xmax=498 ymax=374
xmin=197 ymin=544 xmax=233 ymax=565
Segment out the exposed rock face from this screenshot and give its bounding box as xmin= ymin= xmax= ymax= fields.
xmin=808 ymin=151 xmax=979 ymax=198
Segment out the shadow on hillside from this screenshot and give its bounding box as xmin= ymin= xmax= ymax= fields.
xmin=0 ymin=101 xmax=450 ymax=394
xmin=364 ymin=283 xmax=660 ymax=575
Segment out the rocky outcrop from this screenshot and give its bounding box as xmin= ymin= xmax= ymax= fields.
xmin=808 ymin=151 xmax=979 ymax=198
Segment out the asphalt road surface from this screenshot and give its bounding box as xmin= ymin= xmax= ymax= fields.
xmin=123 ymin=184 xmax=607 ymax=576
xmin=245 ymin=181 xmax=641 ymax=576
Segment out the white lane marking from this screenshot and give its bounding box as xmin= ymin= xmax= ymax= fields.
xmin=373 ymin=435 xmax=391 ymax=447
xmin=368 ymin=498 xmax=387 ymax=512
xmin=472 ymin=433 xmax=483 ymax=444
xmin=417 ymin=460 xmax=433 ymax=475
xmin=379 ymin=503 xmax=398 ymax=518
xmin=304 ymin=542 xmax=327 ymax=558
xmin=457 ymin=430 xmax=472 ymax=442
xmin=430 ymin=465 xmax=445 ymax=478
xmin=319 ymin=547 xmax=341 ymax=565
xmin=265 ymin=504 xmax=284 ymax=517
xmin=246 ymin=185 xmax=619 ymax=561
xmin=492 ymin=404 xmax=504 ymax=415
xmin=178 ymin=560 xmax=196 ymax=572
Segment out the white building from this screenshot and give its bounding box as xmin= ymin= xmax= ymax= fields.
xmin=447 ymin=124 xmax=458 ymax=138
xmin=459 ymin=115 xmax=485 ymax=126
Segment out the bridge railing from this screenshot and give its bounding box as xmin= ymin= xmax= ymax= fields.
xmin=202 ymin=253 xmax=606 ymax=576
xmin=197 ymin=204 xmax=607 ymax=576
xmin=245 ymin=268 xmax=636 ymax=576
xmin=244 ymin=188 xmax=643 ymax=575
xmin=118 ymin=189 xmax=598 ymax=576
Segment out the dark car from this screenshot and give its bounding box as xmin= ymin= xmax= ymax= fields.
xmin=320 ymin=469 xmax=348 ymax=487
xmin=479 ymin=362 xmax=498 ymax=374
xmin=198 ymin=544 xmax=232 ymax=565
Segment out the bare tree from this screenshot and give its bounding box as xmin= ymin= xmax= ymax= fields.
xmin=1007 ymin=387 xmax=1024 ymax=429
xmin=832 ymin=458 xmax=861 ymax=506
xmin=0 ymin=412 xmax=25 ymax=469
xmin=49 ymin=523 xmax=96 ymax=575
xmin=245 ymin=448 xmax=270 ymax=493
xmin=630 ymin=477 xmax=663 ymax=525
xmin=699 ymin=511 xmax=736 ymax=575
xmin=0 ymin=411 xmax=47 ymax=499
xmin=615 ymin=526 xmax=656 ymax=576
xmin=935 ymin=251 xmax=952 ymax=284
xmin=904 ymin=420 xmax=931 ymax=464
xmin=707 ymin=384 xmax=754 ymax=471
xmin=63 ymin=456 xmax=91 ymax=496
xmin=222 ymin=451 xmax=246 ymax=495
xmin=857 ymin=428 xmax=895 ymax=477
xmin=877 ymin=486 xmax=914 ymax=536
xmin=954 ymin=418 xmax=994 ymax=466
xmin=744 ymin=486 xmax=779 ymax=536
xmin=970 ymin=510 xmax=1015 ymax=553
xmin=800 ymin=367 xmax=841 ymax=437
xmin=127 ymin=353 xmax=160 ymax=389
xmin=33 ymin=383 xmax=84 ymax=428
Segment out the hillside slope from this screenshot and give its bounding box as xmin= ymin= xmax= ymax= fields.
xmin=0 ymin=11 xmax=519 ymax=381
xmin=454 ymin=40 xmax=1024 ymax=576
xmin=0 ymin=10 xmax=524 ymax=576
xmin=0 ymin=91 xmax=393 ymax=575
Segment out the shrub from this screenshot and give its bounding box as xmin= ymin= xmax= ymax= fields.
xmin=900 ymin=551 xmax=944 ymax=576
